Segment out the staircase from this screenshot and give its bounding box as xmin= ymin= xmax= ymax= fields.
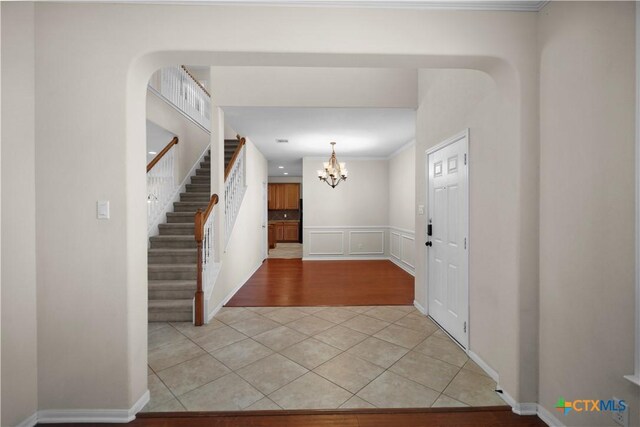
xmin=148 ymin=151 xmax=211 ymax=322
xmin=224 ymin=138 xmax=240 ymax=170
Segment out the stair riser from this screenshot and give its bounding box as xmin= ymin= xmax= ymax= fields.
xmin=149 ymin=290 xmax=196 ymax=300
xmin=180 ymin=194 xmax=210 ymax=202
xmin=149 ymin=312 xmax=192 ymax=322
xmin=149 ymin=253 xmax=197 ymax=263
xmin=186 ymin=184 xmax=210 ymax=192
xmin=150 ymin=240 xmax=197 ymax=249
xmin=148 ymin=270 xmax=197 ymax=280
xmin=191 ymin=176 xmax=210 ymax=184
xmin=159 ymin=227 xmax=195 ymax=236
xmin=200 ymin=162 xmax=210 ymax=168
xmin=174 ymin=206 xmax=206 ymax=213
xmin=195 ymin=169 xmax=211 ymax=176
xmin=167 ymin=215 xmax=196 ymax=224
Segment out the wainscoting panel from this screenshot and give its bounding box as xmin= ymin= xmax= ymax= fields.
xmin=389 ymin=227 xmax=416 ymax=275
xmin=349 ymin=230 xmax=385 ymax=255
xmin=307 ymin=231 xmax=344 ymax=255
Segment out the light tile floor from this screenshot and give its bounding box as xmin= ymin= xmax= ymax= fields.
xmin=144 ymin=306 xmax=506 ymax=412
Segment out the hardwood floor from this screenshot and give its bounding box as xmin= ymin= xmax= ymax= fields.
xmin=40 ymin=408 xmax=546 ymax=426
xmin=226 ymin=259 xmax=414 ymax=306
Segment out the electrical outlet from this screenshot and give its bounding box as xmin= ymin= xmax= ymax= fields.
xmin=611 ymin=397 xmax=628 ymax=427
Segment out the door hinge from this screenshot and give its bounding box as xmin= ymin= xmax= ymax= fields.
xmin=464 ymin=322 xmax=467 ymax=333
xmin=464 ymin=153 xmax=467 ymax=165
xmin=464 ymin=238 xmax=467 ymax=249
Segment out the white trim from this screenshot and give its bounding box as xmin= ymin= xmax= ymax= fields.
xmin=632 ymin=0 xmax=640 ymax=387
xmin=15 ymin=413 xmax=38 ymax=427
xmin=388 ymin=226 xmax=414 ymax=235
xmin=83 ymin=1 xmax=549 ymax=12
xmin=467 ymin=350 xmax=498 ymax=382
xmin=537 ymin=404 xmax=566 ymax=427
xmin=386 ymin=138 xmax=416 ymax=160
xmin=390 ymin=231 xmax=401 ymax=259
xmin=348 ymin=230 xmax=385 ymax=255
xmin=37 ymin=390 xmax=149 ymax=424
xmin=147 ymin=86 xmax=210 ymax=135
xmin=148 ymin=143 xmax=210 ymax=238
xmin=302 ymin=255 xmax=387 ymax=261
xmin=207 ymin=260 xmax=262 ymax=321
xmin=389 ymin=256 xmax=415 ymax=276
xmin=307 ymin=230 xmax=344 ymax=255
xmin=400 ymin=234 xmax=415 ymax=268
xmin=495 ymin=389 xmax=537 ymax=416
xmin=413 ymin=299 xmax=427 ymax=315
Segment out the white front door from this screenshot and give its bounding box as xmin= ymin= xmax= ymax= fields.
xmin=426 ymin=130 xmax=469 ymax=348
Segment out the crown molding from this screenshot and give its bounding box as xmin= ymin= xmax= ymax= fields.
xmin=55 ymin=0 xmax=550 ymax=12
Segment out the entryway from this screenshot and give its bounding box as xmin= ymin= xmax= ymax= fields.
xmin=426 ymin=130 xmax=469 ymax=349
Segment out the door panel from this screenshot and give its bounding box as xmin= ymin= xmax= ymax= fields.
xmin=427 ymin=131 xmax=469 ymax=348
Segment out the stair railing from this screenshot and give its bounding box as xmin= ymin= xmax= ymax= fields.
xmin=224 ymin=136 xmax=247 ymax=244
xmin=147 ymin=137 xmax=179 ymax=230
xmin=156 ymin=65 xmax=211 ymax=131
xmin=194 ymin=194 xmax=219 ymax=326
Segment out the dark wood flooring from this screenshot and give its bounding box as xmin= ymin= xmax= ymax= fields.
xmin=226 ymin=259 xmax=414 ymax=307
xmin=41 ymin=407 xmax=546 ymax=426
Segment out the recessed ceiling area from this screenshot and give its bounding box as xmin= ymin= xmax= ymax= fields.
xmin=223 ymin=107 xmax=416 ymax=176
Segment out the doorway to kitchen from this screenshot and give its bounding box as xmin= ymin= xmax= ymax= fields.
xmin=267 ymin=180 xmax=303 ymax=259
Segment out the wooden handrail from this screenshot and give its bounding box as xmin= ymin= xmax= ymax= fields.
xmin=146 ymin=137 xmax=178 ymax=173
xmin=224 ymin=135 xmax=247 ymax=181
xmin=194 ymin=194 xmax=219 ymax=326
xmin=181 ymin=65 xmax=211 ymax=98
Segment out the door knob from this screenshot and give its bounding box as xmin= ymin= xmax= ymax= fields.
xmin=425 ymin=241 xmax=432 ymax=247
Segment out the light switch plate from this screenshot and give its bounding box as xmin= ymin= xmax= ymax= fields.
xmin=418 ymin=205 xmax=425 ymax=215
xmin=97 ymin=200 xmax=110 ymax=220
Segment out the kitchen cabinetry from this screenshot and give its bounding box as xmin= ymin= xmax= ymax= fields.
xmin=270 ymin=221 xmax=300 ymax=242
xmin=268 ymin=224 xmax=276 ymax=249
xmin=268 ymin=183 xmax=300 ymax=210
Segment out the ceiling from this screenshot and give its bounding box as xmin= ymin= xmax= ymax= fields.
xmin=223 ymin=107 xmax=416 ymax=176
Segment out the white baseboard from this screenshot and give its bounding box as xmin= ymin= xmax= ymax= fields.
xmin=537 ymin=403 xmax=565 ymax=426
xmin=37 ymin=390 xmax=149 ymax=424
xmin=389 ymin=256 xmax=415 ymax=276
xmin=413 ymin=299 xmax=426 ymax=315
xmin=207 ymin=259 xmax=263 ymax=322
xmin=302 ymin=256 xmax=389 ymax=261
xmin=15 ymin=413 xmax=38 ymax=427
xmin=496 ymin=387 xmax=538 ymax=416
xmin=467 ymin=350 xmax=499 ymax=382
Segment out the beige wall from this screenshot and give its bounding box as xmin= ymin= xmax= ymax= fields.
xmin=210 ymin=67 xmax=418 ymax=108
xmin=415 ymin=67 xmax=539 ymax=402
xmin=1 ymin=3 xmax=38 ymax=426
xmin=539 ymin=2 xmax=640 ymax=425
xmin=146 ymin=91 xmax=210 ymax=190
xmin=389 ymin=143 xmax=416 ymax=232
xmin=210 ymin=139 xmax=268 ymax=312
xmin=26 ymin=0 xmax=539 ymax=415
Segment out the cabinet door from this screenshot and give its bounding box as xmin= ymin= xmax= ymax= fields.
xmin=268 ymin=184 xmax=276 ymax=210
xmin=275 ymin=185 xmax=286 ymax=210
xmin=284 ymin=184 xmax=300 ymax=210
xmin=283 ymin=224 xmax=299 ymax=242
xmin=276 ymin=223 xmax=285 ymax=241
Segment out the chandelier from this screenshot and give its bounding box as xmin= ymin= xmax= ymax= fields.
xmin=317 ymin=142 xmax=348 ymax=188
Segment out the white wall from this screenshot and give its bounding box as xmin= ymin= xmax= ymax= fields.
xmin=538 ymin=2 xmax=639 ymax=425
xmin=1 ymin=3 xmax=38 ymax=426
xmin=388 ymin=142 xmax=416 ymax=274
xmin=210 ymin=139 xmax=268 ymax=313
xmin=146 ymin=90 xmax=210 ymax=189
xmin=26 ymin=1 xmax=539 ymax=415
xmin=146 ymin=120 xmax=175 ymax=164
xmin=302 ymin=157 xmax=389 ymax=259
xmin=415 ymin=68 xmax=536 ymax=403
xmin=211 ymin=67 xmax=417 ymax=108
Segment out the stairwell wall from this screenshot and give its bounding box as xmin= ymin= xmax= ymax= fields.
xmin=1 ymin=3 xmax=38 ymax=426
xmin=146 ymin=90 xmax=210 ymax=190
xmin=209 ymin=138 xmax=268 ymax=314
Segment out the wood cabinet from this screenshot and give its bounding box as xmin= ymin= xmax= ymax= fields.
xmin=268 ymin=183 xmax=300 ymax=210
xmin=268 ymin=224 xmax=276 ymax=249
xmin=270 ymin=221 xmax=300 ymax=243
xmin=283 ymin=223 xmax=299 ymax=242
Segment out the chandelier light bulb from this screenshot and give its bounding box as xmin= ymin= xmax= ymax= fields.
xmin=317 ymin=142 xmax=348 ymax=188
